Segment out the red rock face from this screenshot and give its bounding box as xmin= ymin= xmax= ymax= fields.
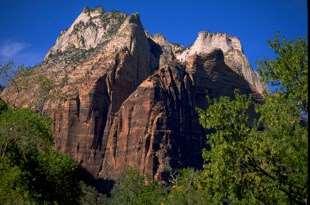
xmin=99 ymin=64 xmax=204 ymax=181
xmin=0 ymin=8 xmax=264 ymax=182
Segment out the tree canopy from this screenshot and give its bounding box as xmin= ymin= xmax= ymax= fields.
xmin=0 ymin=100 xmax=81 ymax=204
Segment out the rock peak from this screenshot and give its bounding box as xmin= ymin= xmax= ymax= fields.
xmin=82 ymin=6 xmax=104 ymax=14
xmin=193 ymin=31 xmax=242 ymax=54
xmin=44 ymin=7 xmax=128 ymax=60
xmin=176 ymin=31 xmax=242 ymax=62
xmin=175 ymin=31 xmax=264 ymax=94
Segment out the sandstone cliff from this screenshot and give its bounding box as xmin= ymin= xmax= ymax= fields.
xmin=1 ymin=7 xmax=264 ymax=182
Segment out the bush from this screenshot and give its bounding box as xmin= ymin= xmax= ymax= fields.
xmin=108 ymin=168 xmax=166 ymax=205
xmin=0 ymin=102 xmax=81 ymax=204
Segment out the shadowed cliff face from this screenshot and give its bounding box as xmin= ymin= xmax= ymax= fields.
xmin=185 ymin=49 xmax=262 ymax=108
xmin=1 ymin=7 xmax=264 ymax=182
xmin=177 ymin=32 xmax=265 ymax=94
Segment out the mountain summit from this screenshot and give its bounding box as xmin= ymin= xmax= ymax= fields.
xmin=1 ymin=7 xmax=264 ymax=182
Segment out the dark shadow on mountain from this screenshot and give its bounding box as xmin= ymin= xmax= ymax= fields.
xmin=77 ymin=166 xmax=115 ymax=195
xmin=163 ymin=49 xmax=262 ymax=177
xmin=147 ymin=37 xmax=164 ymax=70
xmin=191 ymin=49 xmax=261 ymax=108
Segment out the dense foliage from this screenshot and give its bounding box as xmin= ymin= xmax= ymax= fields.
xmin=195 ymin=93 xmax=307 ymax=204
xmin=108 ymin=169 xmax=166 ymax=205
xmin=258 ymin=36 xmax=308 ymax=111
xmin=0 ymin=100 xmax=81 ymax=204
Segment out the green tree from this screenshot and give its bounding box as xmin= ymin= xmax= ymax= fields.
xmin=79 ymin=181 xmax=108 ymax=205
xmin=258 ymin=35 xmax=308 ymax=111
xmin=0 ymin=103 xmax=81 ymax=204
xmin=164 ymin=168 xmax=206 ymax=205
xmin=197 ymin=94 xmax=306 ymax=204
xmin=0 ymin=157 xmax=35 ymax=204
xmin=0 ymin=99 xmax=8 ymax=114
xmin=108 ymin=168 xmax=166 ymax=205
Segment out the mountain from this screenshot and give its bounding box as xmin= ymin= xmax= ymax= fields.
xmin=0 ymin=7 xmax=264 ymax=182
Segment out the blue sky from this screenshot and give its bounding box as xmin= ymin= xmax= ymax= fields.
xmin=0 ymin=0 xmax=307 ymax=69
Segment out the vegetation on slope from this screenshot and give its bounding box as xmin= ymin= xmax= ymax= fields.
xmin=0 ymin=99 xmax=80 ymax=204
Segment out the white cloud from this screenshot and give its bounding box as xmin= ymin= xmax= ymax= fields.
xmin=0 ymin=40 xmax=42 ymax=66
xmin=0 ymin=40 xmax=30 ymax=59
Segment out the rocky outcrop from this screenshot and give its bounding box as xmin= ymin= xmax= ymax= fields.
xmin=99 ymin=63 xmax=203 ymax=181
xmin=45 ymin=7 xmax=127 ymax=59
xmin=176 ymin=32 xmax=265 ymax=94
xmin=1 ymin=7 xmax=264 ymax=182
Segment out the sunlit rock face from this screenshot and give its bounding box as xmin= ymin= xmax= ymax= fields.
xmin=44 ymin=8 xmax=128 ymax=60
xmin=1 ymin=7 xmax=264 ymax=182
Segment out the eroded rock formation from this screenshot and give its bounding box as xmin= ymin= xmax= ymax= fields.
xmin=1 ymin=7 xmax=264 ymax=182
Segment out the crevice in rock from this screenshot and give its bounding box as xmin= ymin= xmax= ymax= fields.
xmin=124 ymin=106 xmax=134 ymax=164
xmin=88 ymin=75 xmax=110 ymax=150
xmin=144 ymin=135 xmax=151 ymax=159
xmin=75 ymin=95 xmax=80 ymax=119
